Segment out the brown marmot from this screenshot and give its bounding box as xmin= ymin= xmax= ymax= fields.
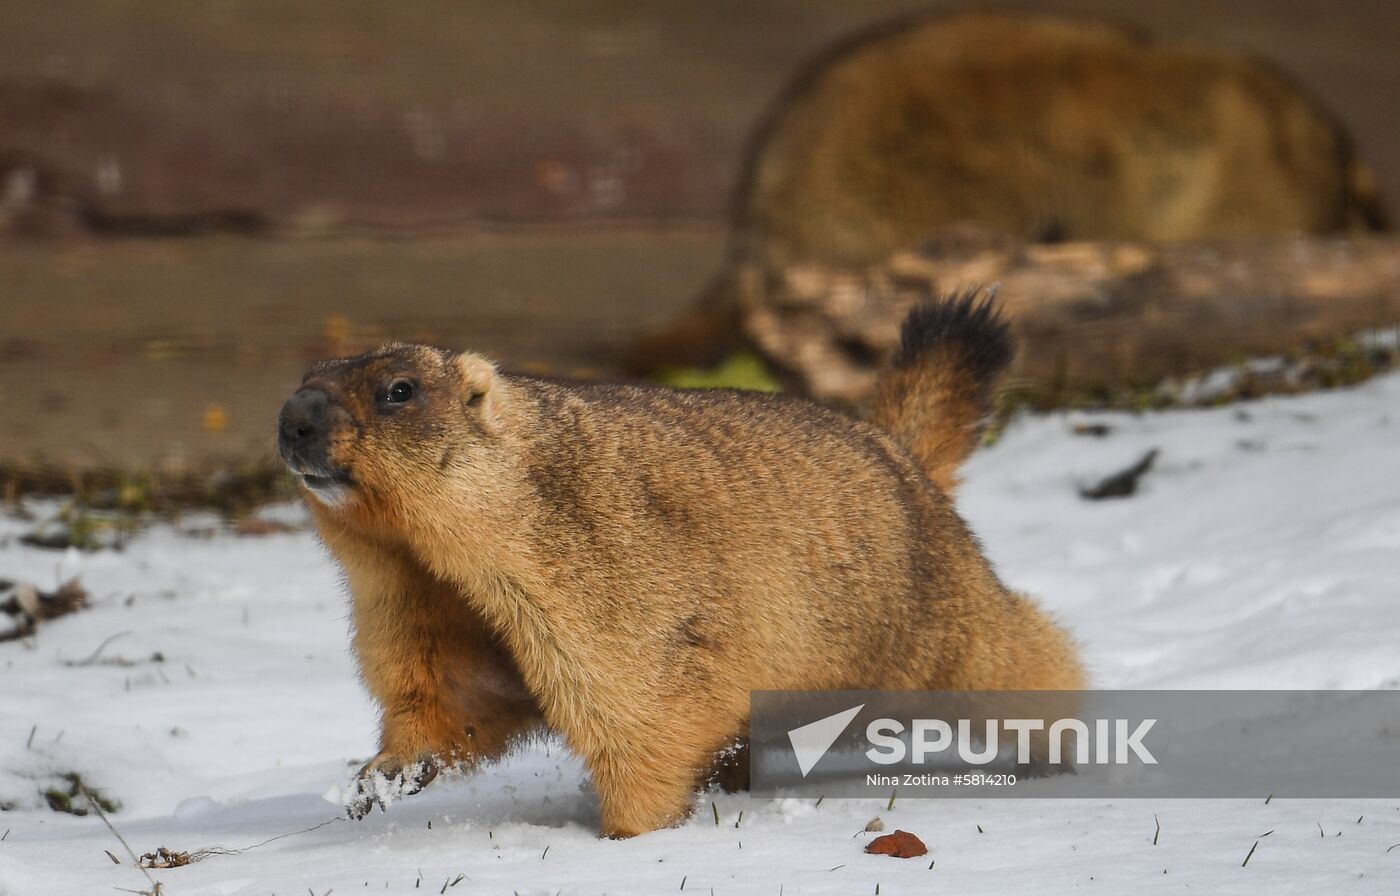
xmin=632 ymin=10 xmax=1388 ymax=371
xmin=738 ymin=10 xmax=1386 ymax=269
xmin=278 ymin=292 xmax=1083 ymax=837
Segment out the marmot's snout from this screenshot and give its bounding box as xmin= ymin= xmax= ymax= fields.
xmin=278 ymin=387 xmax=331 ymax=467
xmin=278 ymin=387 xmax=354 ymax=497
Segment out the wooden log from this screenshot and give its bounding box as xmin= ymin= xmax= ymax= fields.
xmin=735 ymin=234 xmax=1400 ymax=406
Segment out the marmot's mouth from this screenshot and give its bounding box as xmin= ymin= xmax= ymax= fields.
xmin=300 ymin=470 xmax=354 ymax=490
xmin=295 ymin=468 xmax=356 ymax=508
xmin=282 ymin=458 xmax=355 ymax=490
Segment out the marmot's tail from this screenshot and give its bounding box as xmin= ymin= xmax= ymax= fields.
xmin=869 ymin=288 xmax=1012 ymax=494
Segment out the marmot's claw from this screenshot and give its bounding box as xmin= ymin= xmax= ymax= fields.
xmin=344 ymin=774 xmax=388 ymax=820
xmin=395 ymin=758 xmax=439 ymax=796
xmin=346 ymin=753 xmax=439 ymax=818
xmin=344 ymin=788 xmax=380 ymax=821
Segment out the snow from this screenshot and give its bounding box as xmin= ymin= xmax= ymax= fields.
xmin=3 ymin=373 xmax=1399 ymax=894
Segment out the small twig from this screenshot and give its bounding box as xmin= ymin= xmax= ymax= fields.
xmin=68 ymin=631 xmax=132 ymax=667
xmin=1153 ymin=815 xmax=1161 ymax=845
xmin=139 ymin=817 xmax=344 ymax=869
xmin=205 ymin=817 xmax=341 ymax=855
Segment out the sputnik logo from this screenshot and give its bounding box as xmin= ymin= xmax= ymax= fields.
xmin=787 ymin=704 xmax=864 ymax=777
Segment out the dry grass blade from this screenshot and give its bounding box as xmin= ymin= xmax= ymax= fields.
xmin=1242 ymin=840 xmax=1260 ymax=867
xmin=76 ymin=783 xmax=161 ymax=895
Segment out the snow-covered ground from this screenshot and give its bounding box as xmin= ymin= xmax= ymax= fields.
xmin=2 ymin=373 xmax=1399 ymax=895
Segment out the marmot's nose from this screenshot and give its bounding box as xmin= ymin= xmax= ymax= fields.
xmin=278 ymin=388 xmax=331 ymax=450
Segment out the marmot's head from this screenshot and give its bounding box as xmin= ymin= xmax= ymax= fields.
xmin=277 ymin=343 xmax=500 ymax=510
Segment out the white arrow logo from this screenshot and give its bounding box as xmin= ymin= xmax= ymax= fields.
xmin=787 ymin=704 xmax=865 ymax=777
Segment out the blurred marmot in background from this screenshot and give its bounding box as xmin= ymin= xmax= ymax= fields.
xmin=633 ymin=10 xmax=1388 ymax=371
xmin=278 ymin=291 xmax=1082 ymax=838
xmin=740 ymin=11 xmax=1386 ymax=267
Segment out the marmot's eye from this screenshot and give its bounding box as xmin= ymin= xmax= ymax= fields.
xmin=386 ymin=380 xmax=415 ymax=404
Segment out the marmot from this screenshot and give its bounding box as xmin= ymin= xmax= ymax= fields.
xmin=278 ymin=292 xmax=1082 ymax=837
xmin=631 ymin=10 xmax=1388 ymax=371
xmin=738 ymin=10 xmax=1386 ymax=270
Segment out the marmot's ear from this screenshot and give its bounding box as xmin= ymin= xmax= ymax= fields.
xmin=455 ymin=353 xmax=500 ymax=431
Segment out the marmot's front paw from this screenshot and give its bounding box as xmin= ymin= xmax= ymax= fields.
xmin=346 ymin=752 xmax=440 ymax=819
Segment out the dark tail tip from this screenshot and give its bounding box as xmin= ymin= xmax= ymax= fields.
xmin=894 ymin=286 xmax=1014 ymax=381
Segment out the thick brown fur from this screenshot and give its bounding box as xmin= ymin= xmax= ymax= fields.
xmin=737 ymin=10 xmax=1388 ymax=270
xmin=630 ymin=10 xmax=1388 ymax=371
xmin=282 ymin=298 xmax=1082 ymax=838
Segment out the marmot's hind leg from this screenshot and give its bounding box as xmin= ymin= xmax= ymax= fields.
xmin=928 ymin=590 xmax=1085 ymax=769
xmin=587 ymin=746 xmax=704 ymax=838
xmin=583 ymin=715 xmax=742 ymax=837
